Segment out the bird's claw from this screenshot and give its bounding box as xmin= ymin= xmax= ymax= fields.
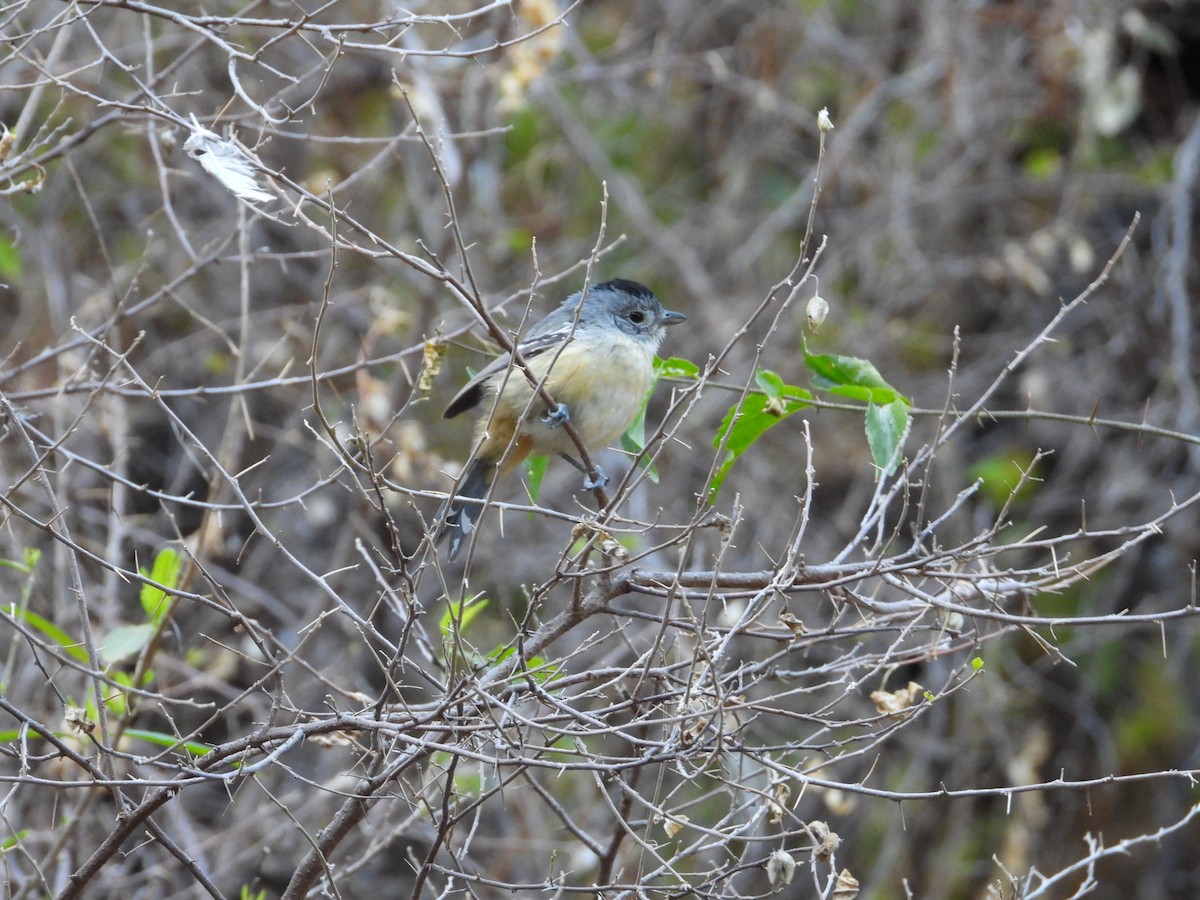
xmin=542 ymin=403 xmax=571 ymax=428
xmin=582 ymin=466 xmax=608 ymax=491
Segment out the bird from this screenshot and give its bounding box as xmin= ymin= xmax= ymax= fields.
xmin=438 ymin=278 xmax=686 ymax=560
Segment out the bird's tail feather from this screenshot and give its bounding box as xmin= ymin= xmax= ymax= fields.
xmin=439 ymin=457 xmax=494 ymax=561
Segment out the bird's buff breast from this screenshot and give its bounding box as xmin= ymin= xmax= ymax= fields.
xmin=485 ymin=333 xmax=656 ymax=455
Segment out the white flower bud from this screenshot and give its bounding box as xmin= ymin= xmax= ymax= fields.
xmin=806 ymin=293 xmax=829 ymax=333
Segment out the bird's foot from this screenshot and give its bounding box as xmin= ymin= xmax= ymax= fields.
xmin=582 ymin=466 xmax=608 ymax=491
xmin=542 ymin=403 xmax=571 ymax=428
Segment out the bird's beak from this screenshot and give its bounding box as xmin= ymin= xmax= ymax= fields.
xmin=663 ymin=310 xmax=687 ymax=326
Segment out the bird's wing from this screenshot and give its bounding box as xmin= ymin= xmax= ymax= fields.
xmin=442 ymin=322 xmax=576 ymax=419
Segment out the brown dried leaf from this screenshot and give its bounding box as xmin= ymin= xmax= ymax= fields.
xmin=807 ymin=819 xmax=842 ymax=861
xmin=779 ymin=611 xmax=807 ymax=637
xmin=64 ymin=706 xmax=95 ymax=736
xmin=663 ymin=815 xmax=688 ymax=839
xmin=870 ymin=681 xmax=924 ymax=716
xmin=417 ymin=334 xmax=447 ymax=394
xmin=832 ymin=868 xmax=860 ymax=899
xmin=768 ymin=780 xmax=792 ymax=825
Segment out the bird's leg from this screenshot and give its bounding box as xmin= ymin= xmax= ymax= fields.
xmin=558 ymin=453 xmax=609 ymax=491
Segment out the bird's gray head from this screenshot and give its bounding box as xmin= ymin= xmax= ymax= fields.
xmin=574 ymin=278 xmax=687 ymax=345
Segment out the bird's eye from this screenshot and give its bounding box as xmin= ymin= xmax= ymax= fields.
xmin=628 ymin=310 xmax=645 ymax=324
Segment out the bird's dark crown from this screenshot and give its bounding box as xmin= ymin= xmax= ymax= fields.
xmin=592 ymin=278 xmax=655 ymax=300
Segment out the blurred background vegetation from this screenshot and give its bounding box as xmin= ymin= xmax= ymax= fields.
xmin=2 ymin=1 xmax=1200 ymax=897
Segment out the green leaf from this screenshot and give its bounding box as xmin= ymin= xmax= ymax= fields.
xmin=103 ymin=624 xmax=155 ymax=663
xmin=620 ymin=398 xmax=660 ymax=483
xmin=0 ymin=234 xmax=22 ymax=281
xmin=8 ymin=608 xmax=89 ymax=663
xmin=709 ymin=372 xmax=813 ymax=501
xmin=755 ymin=368 xmax=786 ymax=399
xmin=149 ymin=547 xmax=182 ymax=586
xmin=569 ymin=530 xmax=641 ymax=556
xmin=624 ymin=397 xmax=647 ymax=450
xmin=104 ymin=675 xmax=130 ymax=717
xmin=123 ymin=729 xmax=212 ymax=755
xmin=139 ymin=548 xmax=182 ymax=625
xmin=505 ymin=227 xmax=535 ymax=255
xmin=655 ymin=356 xmax=700 ymax=379
xmin=865 ymin=399 xmax=910 ymax=477
xmin=504 ymin=106 xmax=541 ymax=164
xmin=804 ymin=341 xmax=907 ymax=405
xmin=971 ymin=657 xmax=985 ymax=671
xmin=0 ymin=547 xmax=40 ymax=574
xmin=1023 ymin=146 xmax=1063 ymax=180
xmin=489 ymin=646 xmax=562 ymax=684
xmin=524 ymin=454 xmax=549 ymax=503
xmin=0 ymin=726 xmax=207 ymax=756
xmin=0 ymin=829 xmax=30 ymax=852
xmin=968 ymin=449 xmax=1041 ymax=506
xmin=439 ymin=596 xmax=489 ymax=637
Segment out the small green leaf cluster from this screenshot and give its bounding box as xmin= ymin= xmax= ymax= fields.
xmin=705 ymin=341 xmax=911 ymax=501
xmin=0 ymin=548 xmax=207 ymax=752
xmin=439 ymin=595 xmax=559 ymax=685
